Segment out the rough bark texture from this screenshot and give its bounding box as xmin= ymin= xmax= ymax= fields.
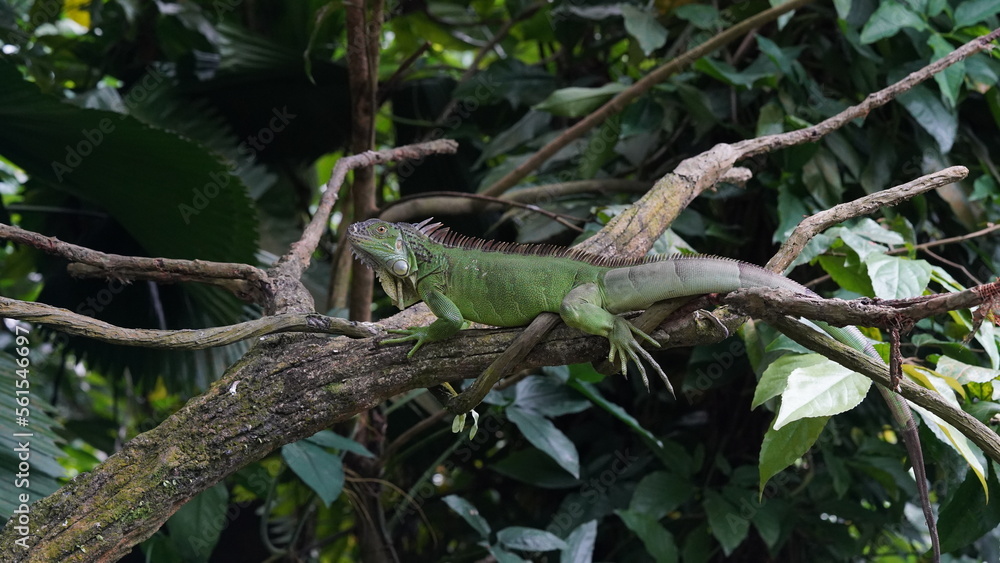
xmin=0 ymin=307 xmax=689 ymax=561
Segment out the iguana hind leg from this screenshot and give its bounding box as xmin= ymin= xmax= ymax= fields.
xmin=561 ymin=283 xmax=673 ymax=394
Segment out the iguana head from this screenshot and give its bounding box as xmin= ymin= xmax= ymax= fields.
xmin=347 ymin=219 xmax=421 ymax=309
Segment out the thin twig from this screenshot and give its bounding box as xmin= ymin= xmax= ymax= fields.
xmin=276 ymin=139 xmax=459 ymax=279
xmin=0 ymin=296 xmax=379 ymax=347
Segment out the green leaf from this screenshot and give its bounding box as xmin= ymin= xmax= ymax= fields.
xmin=773 ymin=355 xmax=870 ymax=429
xmin=497 ymin=526 xmax=568 ymax=552
xmin=938 ymin=461 xmax=1000 ymax=552
xmin=702 ymin=490 xmax=749 ymax=556
xmin=935 ymin=356 xmax=999 ymax=384
xmin=859 ymin=0 xmax=928 ymax=44
xmin=489 ymin=545 xmax=530 ymax=563
xmin=897 ymin=84 xmax=958 ymax=153
xmin=534 ymin=83 xmax=628 ymax=117
xmin=479 ymin=110 xmax=552 ymax=162
xmin=971 ymin=174 xmax=999 ymax=201
xmin=442 ymin=494 xmax=491 ymax=538
xmin=817 ymin=254 xmax=875 ymax=295
xmin=281 ymin=440 xmax=344 ymax=506
xmin=674 ymin=4 xmax=722 ymax=29
xmin=927 ymin=34 xmax=964 ymax=108
xmin=304 ymin=430 xmax=375 ymax=458
xmin=953 ymin=0 xmax=1000 ymax=27
xmin=615 ymin=509 xmax=679 ymax=563
xmin=567 ymin=379 xmax=662 ymax=449
xmin=620 ymin=5 xmax=668 ymax=55
xmin=454 ymin=59 xmax=556 ymax=108
xmin=578 ymin=114 xmax=621 ymax=178
xmin=506 ymin=406 xmax=580 ymax=478
xmin=513 ymin=375 xmax=591 ymax=417
xmin=694 ymin=58 xmax=775 ymax=89
xmin=0 ymin=352 xmax=64 ymax=520
xmin=629 ymin=471 xmax=693 ymax=520
xmin=910 ymin=384 xmax=988 ymax=498
xmin=165 ymin=484 xmax=229 ymax=563
xmin=752 ymin=353 xmax=825 ymax=409
xmin=491 ymin=448 xmax=581 ymax=488
xmin=561 ymin=520 xmax=597 ymax=563
xmin=759 ymin=417 xmax=828 ymax=497
xmin=864 ymin=254 xmax=932 ymax=298
xmin=0 ymin=61 xmax=257 ymax=265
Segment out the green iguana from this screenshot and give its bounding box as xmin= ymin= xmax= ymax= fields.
xmin=347 ymin=217 xmax=939 ymax=559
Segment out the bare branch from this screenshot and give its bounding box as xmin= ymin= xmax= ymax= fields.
xmin=767 ymin=166 xmax=970 ymax=271
xmin=0 ymin=296 xmax=378 ymax=347
xmin=276 ymin=139 xmax=459 ymax=279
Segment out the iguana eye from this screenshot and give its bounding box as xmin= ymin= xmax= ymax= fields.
xmin=376 ymin=225 xmax=387 ymax=234
xmin=392 ymin=259 xmax=409 ymax=275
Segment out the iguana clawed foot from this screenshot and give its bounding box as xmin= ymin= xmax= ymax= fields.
xmin=608 ymin=317 xmax=674 ymax=395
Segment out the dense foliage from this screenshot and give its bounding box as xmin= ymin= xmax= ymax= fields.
xmin=1 ymin=0 xmax=999 ymax=561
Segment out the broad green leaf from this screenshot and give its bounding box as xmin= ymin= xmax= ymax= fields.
xmin=897 ymin=84 xmax=958 ymax=153
xmin=453 ymin=59 xmax=556 ymax=108
xmin=305 ymin=430 xmax=375 ymax=458
xmin=488 ymin=545 xmax=529 ymax=563
xmin=534 ymin=83 xmax=628 ymax=117
xmin=442 ymin=494 xmax=491 ymax=538
xmin=479 ymin=111 xmax=552 ymax=162
xmin=860 ymin=0 xmax=928 ymax=44
xmin=934 ymin=356 xmax=999 ymax=385
xmin=905 ymin=365 xmax=965 ymax=399
xmin=674 ymin=4 xmax=722 ymax=29
xmin=578 ymin=114 xmax=620 ymax=178
xmin=702 ymin=490 xmax=749 ymax=556
xmin=0 ymin=61 xmax=257 ymax=265
xmin=912 ymin=398 xmax=988 ymax=498
xmin=847 ymin=218 xmax=907 ymax=245
xmin=616 ymin=509 xmax=678 ymax=563
xmin=864 ymin=254 xmax=932 ymax=299
xmin=953 ymin=0 xmax=1000 ymax=27
xmin=497 ymin=526 xmax=568 ymax=552
xmin=620 ymin=5 xmax=668 ymax=55
xmin=802 ymin=148 xmax=843 ymax=208
xmin=629 ymin=470 xmax=693 ymax=520
xmin=491 ymin=448 xmax=581 ymax=489
xmin=165 ymin=483 xmax=229 ymax=563
xmin=693 ymin=58 xmax=774 ymax=89
xmin=513 ymin=375 xmax=590 ymax=417
xmin=0 ymin=353 xmax=64 ymax=519
xmin=927 ymin=34 xmax=964 ymax=108
xmin=507 ymin=406 xmax=580 ymax=478
xmin=281 ymin=440 xmax=344 ymax=506
xmin=759 ymin=417 xmax=828 ymax=497
xmin=568 ymin=379 xmax=662 ymax=449
xmin=752 ymin=353 xmax=823 ymax=409
xmin=971 ymin=174 xmax=999 ymax=201
xmin=561 ymin=520 xmax=597 ymax=563
xmin=938 ymin=461 xmax=1000 ymax=552
xmin=756 ymin=102 xmax=784 ymax=137
xmin=750 ymin=498 xmax=787 ymax=549
xmin=773 ymin=355 xmax=871 ymax=430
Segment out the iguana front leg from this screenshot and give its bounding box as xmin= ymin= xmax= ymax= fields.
xmin=384 ymin=289 xmax=467 ymax=356
xmin=561 ymin=283 xmax=673 ymax=394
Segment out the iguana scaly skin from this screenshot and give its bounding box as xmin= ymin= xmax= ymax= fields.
xmin=347 ymin=218 xmax=938 ymax=559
